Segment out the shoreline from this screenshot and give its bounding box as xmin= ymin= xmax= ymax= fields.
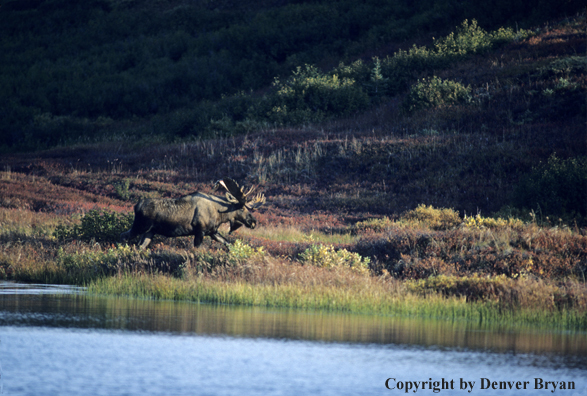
xmin=86 ymin=273 xmax=587 ymax=331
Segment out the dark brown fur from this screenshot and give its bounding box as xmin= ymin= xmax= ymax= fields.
xmin=120 ymin=192 xmax=258 ymax=249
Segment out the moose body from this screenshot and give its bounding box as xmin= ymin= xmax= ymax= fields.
xmin=121 ymin=179 xmax=264 ymax=249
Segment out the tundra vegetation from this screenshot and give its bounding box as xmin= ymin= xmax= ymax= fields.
xmin=0 ymin=2 xmax=585 ymax=329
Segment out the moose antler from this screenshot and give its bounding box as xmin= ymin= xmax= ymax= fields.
xmin=245 ymin=193 xmax=266 ymax=210
xmin=215 ymin=178 xmax=265 ymax=210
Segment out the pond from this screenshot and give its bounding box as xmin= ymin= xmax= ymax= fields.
xmin=0 ymin=281 xmax=585 ymax=395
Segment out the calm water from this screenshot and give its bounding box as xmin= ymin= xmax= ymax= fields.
xmin=0 ymin=281 xmax=586 ymax=396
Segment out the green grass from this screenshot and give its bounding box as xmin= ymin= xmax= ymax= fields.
xmin=88 ymin=273 xmax=587 ymax=330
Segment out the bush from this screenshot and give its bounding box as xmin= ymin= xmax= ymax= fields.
xmin=539 ymin=56 xmax=587 ymax=78
xmin=401 ymin=205 xmax=462 ymax=230
xmin=435 ymin=19 xmax=494 ymax=57
xmin=463 ymin=213 xmax=525 ymax=229
xmin=351 ymin=217 xmax=395 ymax=234
xmin=57 ymin=244 xmax=147 ymax=279
xmin=403 ymin=76 xmax=471 ymax=112
xmin=266 ymin=64 xmax=370 ymax=124
xmin=375 ymin=20 xmax=530 ymax=99
xmin=54 ymin=209 xmax=134 ymax=243
xmin=228 ymin=240 xmax=266 ymax=264
xmin=299 ymin=244 xmax=371 ymax=274
xmin=433 ymin=19 xmax=531 ymax=59
xmin=514 ymin=155 xmax=587 ymax=221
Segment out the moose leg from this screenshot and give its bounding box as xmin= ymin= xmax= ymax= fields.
xmin=229 ymin=221 xmax=243 ymax=234
xmin=210 ymin=232 xmax=230 ymax=246
xmin=193 ymin=231 xmax=204 ymax=247
xmin=138 ymin=232 xmax=154 ymax=250
xmin=120 ymin=229 xmax=134 ymax=242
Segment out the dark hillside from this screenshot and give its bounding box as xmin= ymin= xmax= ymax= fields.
xmin=1 ymin=14 xmax=586 ymax=224
xmin=0 ymin=0 xmax=583 ymax=149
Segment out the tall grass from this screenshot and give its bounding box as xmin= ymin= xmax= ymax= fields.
xmin=88 ymin=273 xmax=587 ymax=329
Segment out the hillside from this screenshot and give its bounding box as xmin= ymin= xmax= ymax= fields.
xmin=0 ymin=0 xmax=584 ymax=149
xmin=1 ymin=11 xmax=585 ymax=222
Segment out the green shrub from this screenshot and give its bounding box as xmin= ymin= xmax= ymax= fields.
xmin=267 ymin=64 xmax=370 ymax=124
xmin=351 ymin=217 xmax=395 ymax=234
xmin=375 ymin=20 xmax=530 ymax=99
xmin=333 ymin=60 xmax=371 ymax=86
xmin=539 ymin=56 xmax=587 ymax=78
xmin=54 ymin=209 xmax=134 ymax=243
xmin=299 ymin=244 xmax=371 ymax=274
xmin=379 ymin=45 xmax=437 ymax=95
xmin=403 ymin=76 xmax=471 ymax=112
xmin=228 ymin=240 xmax=266 ymax=264
xmin=463 ymin=213 xmax=525 ymax=229
xmin=514 ymin=155 xmax=587 ymax=221
xmin=435 ymin=19 xmax=492 ymax=57
xmin=114 ymin=179 xmax=132 ymax=201
xmin=434 ymin=19 xmax=531 ymax=58
xmin=401 ymin=205 xmax=462 ymax=230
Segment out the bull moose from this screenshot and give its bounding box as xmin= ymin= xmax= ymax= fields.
xmin=120 ymin=178 xmax=265 ymax=249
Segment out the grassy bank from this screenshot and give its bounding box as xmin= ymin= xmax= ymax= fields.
xmin=88 ymin=273 xmax=587 ymax=330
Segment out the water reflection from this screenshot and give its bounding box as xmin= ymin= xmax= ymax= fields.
xmin=0 ymin=280 xmax=85 ymax=295
xmin=1 ymin=281 xmax=585 ymax=360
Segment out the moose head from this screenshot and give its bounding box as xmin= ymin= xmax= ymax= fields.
xmin=214 ymin=178 xmax=266 ymax=233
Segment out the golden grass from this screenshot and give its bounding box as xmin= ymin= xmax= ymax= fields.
xmin=88 ymin=272 xmax=587 ymax=329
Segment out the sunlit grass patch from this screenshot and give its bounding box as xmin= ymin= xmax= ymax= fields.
xmin=462 ymin=213 xmax=526 ymax=230
xmin=408 ymin=274 xmax=587 ymax=309
xmin=351 ymin=216 xmax=396 ymax=234
xmin=239 ymin=224 xmax=357 ymax=245
xmin=0 ymin=207 xmax=61 ymax=238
